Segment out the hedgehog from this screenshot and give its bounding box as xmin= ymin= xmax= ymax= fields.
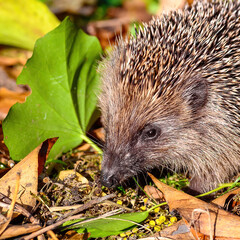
xmin=98 ymin=0 xmax=240 ymax=193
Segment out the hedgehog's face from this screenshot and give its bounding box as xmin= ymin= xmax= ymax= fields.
xmin=99 ymin=42 xmax=209 ymax=188
xmin=101 ymin=116 xmax=184 ymax=188
xmin=100 ymin=72 xmax=208 ymax=188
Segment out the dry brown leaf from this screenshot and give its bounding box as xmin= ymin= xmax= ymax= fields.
xmin=212 ymin=188 xmax=240 ymax=208
xmin=86 ymin=0 xmax=152 ymax=49
xmin=75 ymin=143 xmax=91 ymax=152
xmin=153 ymin=219 xmax=194 ymax=240
xmin=92 ymin=128 xmax=104 ymax=141
xmin=0 ymin=224 xmax=41 ymax=240
xmin=0 ymin=56 xmax=25 ymax=66
xmin=4 ymin=65 xmax=24 ymax=80
xmin=50 ymin=0 xmax=96 ymax=14
xmin=86 ymin=17 xmax=130 ymax=49
xmin=0 ymin=148 xmax=39 ymax=211
xmin=0 ymin=88 xmax=30 ymax=120
xmin=0 ymin=172 xmax=20 ymax=235
xmin=0 ymin=138 xmax=57 ymax=211
xmin=0 ymin=48 xmax=32 ymax=66
xmin=144 ymin=185 xmax=164 ymax=200
xmin=64 ymin=230 xmax=90 ymax=240
xmin=58 ymin=170 xmax=88 ymax=184
xmin=157 ymin=0 xmax=186 ymax=15
xmin=149 ymin=173 xmax=240 ymax=239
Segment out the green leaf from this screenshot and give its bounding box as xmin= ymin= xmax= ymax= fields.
xmin=0 ymin=0 xmax=60 ymax=50
xmin=3 ymin=18 xmax=102 ymax=160
xmin=63 ymin=211 xmax=149 ymax=238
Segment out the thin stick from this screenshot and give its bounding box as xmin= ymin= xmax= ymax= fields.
xmin=20 ymin=193 xmax=116 ymax=240
xmin=58 ymin=193 xmax=115 ymax=221
xmin=47 ymin=230 xmax=58 ymax=240
xmin=0 ymin=192 xmax=39 ymax=224
xmin=0 ymin=172 xmax=21 ymax=235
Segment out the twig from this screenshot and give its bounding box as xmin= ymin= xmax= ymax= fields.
xmin=0 ymin=192 xmax=39 ymax=224
xmin=47 ymin=230 xmax=58 ymax=240
xmin=20 ymin=193 xmax=116 ymax=240
xmin=49 ymin=205 xmax=83 ymax=212
xmin=57 ymin=193 xmax=115 ymax=221
xmin=0 ymin=172 xmax=20 ymax=235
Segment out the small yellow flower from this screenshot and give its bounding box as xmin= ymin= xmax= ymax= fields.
xmin=138 ymin=233 xmax=144 ymax=237
xmin=140 ymin=205 xmax=146 ymax=211
xmin=143 ymin=198 xmax=148 ymax=204
xmin=149 ymin=220 xmax=156 ymax=227
xmin=156 ymin=219 xmax=162 ymax=225
xmin=170 ymin=216 xmax=177 ymax=223
xmin=119 ymin=233 xmax=126 ymax=237
xmin=154 ymin=226 xmax=161 ymax=232
xmin=117 ymin=200 xmax=123 ymax=205
xmin=156 ymin=215 xmax=166 ymax=225
xmin=126 ymin=230 xmax=132 ymax=236
xmin=154 ymin=207 xmax=160 ymax=213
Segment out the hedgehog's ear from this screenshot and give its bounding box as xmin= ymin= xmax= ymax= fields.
xmin=183 ymin=76 xmax=208 ymax=113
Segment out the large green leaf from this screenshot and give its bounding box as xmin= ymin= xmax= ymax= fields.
xmin=3 ymin=18 xmax=102 ymax=160
xmin=63 ymin=211 xmax=149 ymax=238
xmin=0 ymin=0 xmax=60 ymax=50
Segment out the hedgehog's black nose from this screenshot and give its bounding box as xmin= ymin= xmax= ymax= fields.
xmin=101 ymin=172 xmax=118 ymax=188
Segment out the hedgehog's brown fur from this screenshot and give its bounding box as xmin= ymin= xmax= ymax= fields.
xmin=99 ymin=0 xmax=240 ymax=193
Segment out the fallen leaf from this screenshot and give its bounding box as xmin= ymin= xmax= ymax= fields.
xmin=0 ymin=48 xmax=32 ymax=66
xmin=212 ymin=188 xmax=240 ymax=208
xmin=0 ymin=56 xmax=23 ymax=66
xmin=64 ymin=230 xmax=90 ymax=240
xmin=92 ymin=128 xmax=104 ymax=141
xmin=144 ymin=185 xmax=164 ymax=200
xmin=75 ymin=143 xmax=91 ymax=152
xmin=0 ymin=138 xmax=57 ymax=211
xmin=157 ymin=0 xmax=186 ymax=15
xmin=58 ymin=170 xmax=89 ymax=184
xmin=148 ymin=173 xmax=240 ymax=239
xmin=86 ymin=0 xmax=152 ymax=49
xmin=0 ymin=215 xmax=7 ymax=225
xmin=50 ymin=0 xmax=96 ymax=14
xmin=0 ymin=88 xmax=30 ymax=120
xmin=153 ymin=219 xmax=194 ymax=240
xmin=0 ymin=223 xmax=41 ymax=240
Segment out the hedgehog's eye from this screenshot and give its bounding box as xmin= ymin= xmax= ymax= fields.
xmin=146 ymin=129 xmax=157 ymax=138
xmin=142 ymin=126 xmax=160 ymax=141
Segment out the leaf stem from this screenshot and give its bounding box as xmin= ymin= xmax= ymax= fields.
xmin=195 ymin=182 xmax=240 ymax=198
xmin=148 ymin=202 xmax=167 ymax=213
xmin=81 ymin=134 xmax=103 ymax=154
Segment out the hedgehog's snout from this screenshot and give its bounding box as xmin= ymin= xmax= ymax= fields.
xmin=101 ymin=150 xmax=132 ymax=188
xmin=100 ymin=162 xmax=122 ymax=188
xmin=100 ymin=171 xmax=118 ymax=188
xmin=100 ymin=151 xmax=121 ymax=188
